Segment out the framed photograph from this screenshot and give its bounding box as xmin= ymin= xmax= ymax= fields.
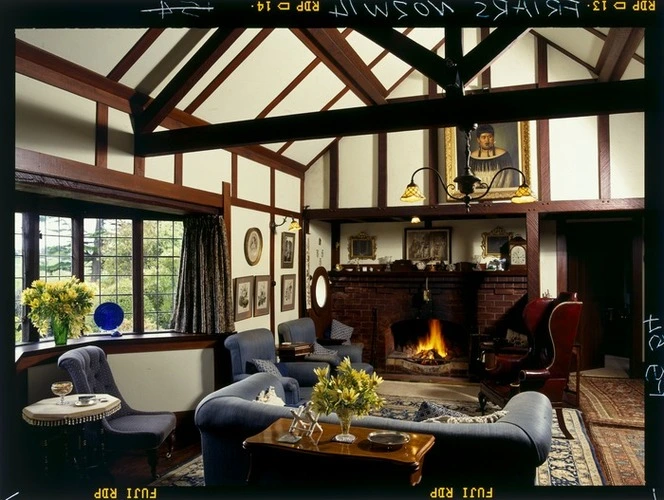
xmin=481 ymin=226 xmax=513 ymax=258
xmin=281 ymin=232 xmax=295 ymax=269
xmin=444 ymin=121 xmax=531 ymax=202
xmin=281 ymin=274 xmax=296 ymax=312
xmin=234 ymin=276 xmax=253 ymax=321
xmin=348 ymin=232 xmax=377 ymax=260
xmin=244 ymin=227 xmax=263 ymax=266
xmin=254 ymin=275 xmax=270 ymax=317
xmin=404 ymin=228 xmax=452 ymax=263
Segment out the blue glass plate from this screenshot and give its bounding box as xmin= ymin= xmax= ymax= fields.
xmin=94 ymin=302 xmax=124 ymax=331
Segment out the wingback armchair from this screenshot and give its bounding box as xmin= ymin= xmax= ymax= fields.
xmin=277 ymin=317 xmax=374 ymax=374
xmin=224 ymin=328 xmax=329 ymax=404
xmin=58 ymin=346 xmax=176 ymax=479
xmin=478 ymin=293 xmax=583 ymax=417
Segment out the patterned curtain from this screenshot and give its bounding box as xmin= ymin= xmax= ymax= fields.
xmin=171 ymin=215 xmax=235 ymax=334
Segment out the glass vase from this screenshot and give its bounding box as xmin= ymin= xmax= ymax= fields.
xmin=335 ymin=408 xmax=356 ymax=443
xmin=51 ymin=317 xmax=69 ymax=346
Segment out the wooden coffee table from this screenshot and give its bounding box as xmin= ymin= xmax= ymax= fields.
xmin=243 ymin=418 xmax=435 ymax=487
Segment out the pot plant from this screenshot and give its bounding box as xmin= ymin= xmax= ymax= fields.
xmin=310 ymin=357 xmax=384 ymax=443
xmin=21 ymin=276 xmax=96 ymax=345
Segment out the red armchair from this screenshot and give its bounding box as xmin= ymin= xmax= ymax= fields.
xmin=478 ymin=293 xmax=583 ymax=424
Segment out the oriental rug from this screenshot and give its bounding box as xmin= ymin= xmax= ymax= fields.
xmin=578 ymin=376 xmax=644 ymax=428
xmin=151 ymin=395 xmax=604 ymax=487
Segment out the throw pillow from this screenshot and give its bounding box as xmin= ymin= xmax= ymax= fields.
xmin=306 ymin=342 xmax=341 ymax=366
xmin=425 ymin=410 xmax=508 ymax=424
xmin=255 ymin=386 xmax=286 ymax=406
xmin=330 ymin=319 xmax=354 ymax=345
xmin=252 ymin=358 xmax=282 ymax=377
xmin=413 ymin=400 xmax=468 ymax=422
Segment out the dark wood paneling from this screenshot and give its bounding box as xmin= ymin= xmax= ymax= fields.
xmin=598 ymin=114 xmax=611 ymax=199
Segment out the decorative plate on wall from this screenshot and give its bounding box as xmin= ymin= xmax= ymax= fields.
xmin=244 ymin=227 xmax=263 ymax=266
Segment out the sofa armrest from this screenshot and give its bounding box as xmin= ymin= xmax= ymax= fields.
xmin=328 ymin=343 xmax=363 ymax=363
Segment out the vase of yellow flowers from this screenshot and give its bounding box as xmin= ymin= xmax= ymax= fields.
xmin=21 ymin=276 xmax=96 ymax=345
xmin=310 ymin=357 xmax=384 ymax=443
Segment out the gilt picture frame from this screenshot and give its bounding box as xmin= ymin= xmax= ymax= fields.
xmin=481 ymin=227 xmax=513 ymax=258
xmin=234 ymin=276 xmax=253 ymax=321
xmin=403 ymin=228 xmax=452 ymax=263
xmin=281 ymin=274 xmax=296 ymax=312
xmin=348 ymin=232 xmax=377 ymax=260
xmin=254 ymin=275 xmax=270 ymax=317
xmin=444 ymin=122 xmax=531 ymax=202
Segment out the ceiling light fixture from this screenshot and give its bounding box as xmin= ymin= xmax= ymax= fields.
xmin=410 ymin=216 xmax=421 ymax=224
xmin=270 ymin=217 xmax=302 ymax=233
xmin=400 ymin=124 xmax=536 ymax=212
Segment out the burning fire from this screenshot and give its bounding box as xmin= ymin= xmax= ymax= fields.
xmin=411 ymin=319 xmax=448 ymax=364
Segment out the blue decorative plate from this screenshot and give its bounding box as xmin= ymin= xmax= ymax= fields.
xmin=94 ymin=302 xmax=124 ymax=335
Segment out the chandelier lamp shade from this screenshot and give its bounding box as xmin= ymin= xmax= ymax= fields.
xmin=400 ymin=125 xmax=536 ymax=212
xmin=270 ymin=216 xmax=302 ymax=233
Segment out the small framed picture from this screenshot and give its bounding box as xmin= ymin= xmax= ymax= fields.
xmin=281 ymin=274 xmax=296 ymax=312
xmin=234 ymin=276 xmax=253 ymax=321
xmin=481 ymin=227 xmax=513 ymax=258
xmin=254 ymin=275 xmax=270 ymax=317
xmin=244 ymin=227 xmax=263 ymax=266
xmin=404 ymin=228 xmax=452 ymax=263
xmin=281 ymin=232 xmax=295 ymax=269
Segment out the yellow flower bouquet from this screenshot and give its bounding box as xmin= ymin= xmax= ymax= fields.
xmin=310 ymin=357 xmax=384 ymax=440
xmin=21 ymin=276 xmax=96 ymax=340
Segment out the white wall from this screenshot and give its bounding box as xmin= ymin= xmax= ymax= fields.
xmin=27 ymin=349 xmax=215 ymax=411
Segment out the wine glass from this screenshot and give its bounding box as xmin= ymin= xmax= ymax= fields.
xmin=51 ymin=381 xmax=73 ymax=405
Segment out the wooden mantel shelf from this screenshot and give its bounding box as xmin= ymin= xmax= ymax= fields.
xmin=329 ymin=270 xmax=527 ymax=280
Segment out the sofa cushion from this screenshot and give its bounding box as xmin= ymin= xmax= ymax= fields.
xmin=413 ymin=400 xmax=467 ymax=422
xmin=330 ymin=319 xmax=354 ymax=345
xmin=252 ymin=358 xmax=282 ymax=377
xmin=414 ymin=400 xmax=508 ymax=423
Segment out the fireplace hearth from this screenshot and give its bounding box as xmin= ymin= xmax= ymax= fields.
xmin=386 ymin=318 xmax=469 ymax=377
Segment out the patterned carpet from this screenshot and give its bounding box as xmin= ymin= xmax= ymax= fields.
xmin=575 ymin=375 xmax=645 ymax=485
xmin=152 ymin=394 xmax=604 ymax=487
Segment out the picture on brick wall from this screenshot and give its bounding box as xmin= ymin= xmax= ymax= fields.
xmin=404 ymin=228 xmax=452 ymax=263
xmin=281 ymin=274 xmax=296 ymax=312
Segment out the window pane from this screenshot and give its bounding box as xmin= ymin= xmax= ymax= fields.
xmin=15 ymin=213 xmax=23 ymax=344
xmin=143 ymin=220 xmax=182 ymax=331
xmin=39 ymin=216 xmax=72 ymax=281
xmin=84 ymin=219 xmax=132 ymax=333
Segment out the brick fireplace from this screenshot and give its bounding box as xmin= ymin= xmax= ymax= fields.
xmin=328 ymin=271 xmax=528 ymax=377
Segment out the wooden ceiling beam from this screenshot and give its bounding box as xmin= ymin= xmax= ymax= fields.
xmin=354 ymin=27 xmax=459 ymax=90
xmin=596 ymin=28 xmax=642 ymax=82
xmin=135 ymin=79 xmax=646 ymax=156
xmin=107 ymin=28 xmax=165 ymax=82
xmin=293 ymin=28 xmax=386 ymax=105
xmin=132 ymin=28 xmax=245 ymax=134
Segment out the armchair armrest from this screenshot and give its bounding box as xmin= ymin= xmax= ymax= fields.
xmin=484 ymin=353 xmax=529 ymax=378
xmin=280 ymin=361 xmax=329 ymax=386
xmin=519 ymin=368 xmax=552 ymax=382
xmin=328 ymin=344 xmax=363 ymax=363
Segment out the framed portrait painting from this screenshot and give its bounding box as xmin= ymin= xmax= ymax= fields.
xmin=404 ymin=228 xmax=452 ymax=263
xmin=281 ymin=274 xmax=296 ymax=312
xmin=254 ymin=275 xmax=270 ymax=317
xmin=281 ymin=232 xmax=295 ymax=269
xmin=444 ymin=121 xmax=531 ymax=202
xmin=244 ymin=227 xmax=263 ymax=266
xmin=234 ymin=276 xmax=253 ymax=321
